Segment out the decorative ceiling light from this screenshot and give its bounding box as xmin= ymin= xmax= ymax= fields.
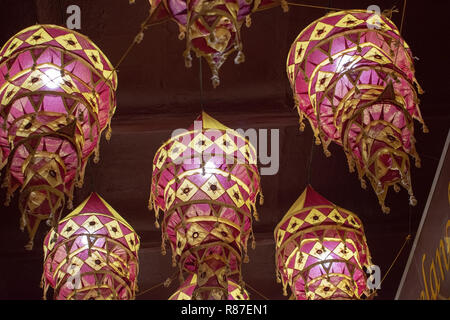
xmin=169 ymin=274 xmax=250 ymax=300
xmin=42 ymin=193 xmax=139 ymax=300
xmin=0 ymin=25 xmax=117 ymax=248
xmin=147 ymin=0 xmax=283 ymax=88
xmin=275 ymin=185 xmax=374 ymax=300
xmin=286 ymin=10 xmax=425 ymax=213
xmin=149 ymin=112 xmax=262 ymax=299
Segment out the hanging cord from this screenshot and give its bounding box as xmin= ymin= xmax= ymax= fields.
xmin=400 ymin=0 xmax=407 ymax=34
xmin=286 ymin=2 xmax=344 ymax=11
xmin=245 ymin=282 xmax=270 ymax=300
xmin=376 ymin=233 xmax=411 ymax=290
xmin=135 ymin=280 xmax=165 ymax=297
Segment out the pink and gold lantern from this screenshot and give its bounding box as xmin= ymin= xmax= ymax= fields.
xmin=275 ymin=185 xmax=374 ymax=300
xmin=287 ymin=10 xmax=426 ymax=213
xmin=0 ymin=25 xmax=117 ymax=248
xmin=148 ymin=0 xmax=262 ymax=88
xmin=42 ymin=193 xmax=140 ymax=300
xmin=149 ymin=112 xmax=262 ymax=299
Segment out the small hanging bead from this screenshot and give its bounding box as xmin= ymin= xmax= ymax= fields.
xmin=245 ymin=15 xmax=251 ymax=28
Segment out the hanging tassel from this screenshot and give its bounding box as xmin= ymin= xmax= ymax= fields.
xmin=244 ymin=254 xmax=249 ymax=263
xmin=245 ymin=15 xmax=252 ymax=28
xmin=164 ymin=277 xmax=172 ymax=287
xmin=259 ymin=191 xmax=264 ymax=206
xmin=148 ymin=196 xmax=153 ymax=211
xmin=280 ymin=0 xmax=289 ymax=12
xmin=211 ymin=75 xmax=220 ymax=88
xmin=178 ymin=31 xmax=185 ymax=41
xmin=251 ymin=237 xmax=256 ymax=250
xmin=409 ymin=195 xmax=417 ymax=206
xmin=234 ymin=51 xmax=245 ymax=64
xmin=283 ymin=284 xmax=288 ymax=296
xmin=422 ymin=124 xmax=429 ymax=133
xmin=315 ymin=135 xmax=321 ymax=145
xmin=184 ymin=50 xmax=192 ymax=68
xmin=24 ymin=239 xmax=34 ymax=251
xmin=105 ymin=122 xmax=112 ymax=141
xmin=360 ymin=179 xmax=367 ymax=190
xmin=393 ymin=184 xmax=401 ymax=193
xmin=19 ymin=214 xmax=26 ymax=231
xmin=94 ymin=144 xmax=100 ymax=164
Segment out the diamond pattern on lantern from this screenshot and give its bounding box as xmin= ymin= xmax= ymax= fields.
xmin=84 ymin=49 xmax=104 ymax=71
xmin=156 ymin=148 xmax=168 ymax=169
xmin=4 ymin=38 xmax=24 ymax=57
xmin=335 ymin=14 xmax=364 ymax=28
xmin=165 ymin=187 xmax=176 ymax=208
xmin=168 ymin=141 xmax=188 ymax=161
xmin=25 ymin=28 xmax=53 ymax=45
xmin=81 ymin=215 xmax=103 ymax=233
xmin=333 ymin=242 xmax=354 ymax=260
xmin=176 ymin=231 xmax=187 ymax=256
xmin=328 ymin=208 xmax=345 ymax=224
xmin=226 ymin=184 xmax=245 ymax=208
xmin=21 ymin=70 xmax=46 ymax=91
xmin=215 ymin=134 xmax=238 ymax=154
xmin=337 ymin=278 xmax=355 ymax=296
xmin=315 ymin=71 xmax=335 ymax=92
xmin=347 ymin=215 xmax=361 ymax=228
xmin=188 ymin=133 xmax=214 ymax=153
xmin=200 ymin=175 xmax=225 ymax=200
xmin=294 ymin=251 xmax=308 ymax=270
xmin=276 ymin=229 xmax=286 ymax=247
xmin=239 ymin=144 xmax=255 ymax=164
xmin=363 ymin=47 xmax=391 ymax=65
xmin=176 ymin=179 xmax=198 ymax=202
xmin=315 ymin=279 xmax=337 ymax=299
xmin=60 ymin=219 xmax=80 ymax=238
xmin=104 ymin=220 xmax=124 ymax=239
xmin=1 ymin=83 xmax=20 ymax=105
xmin=308 ymin=242 xmax=331 ymax=260
xmin=211 ymin=223 xmax=234 ymax=243
xmin=187 ymin=223 xmax=209 ymax=246
xmin=304 ymin=208 xmax=327 ymax=225
xmin=59 ymin=74 xmax=78 ymax=94
xmin=85 ymin=251 xmax=107 ymax=271
xmin=36 ymin=160 xmax=63 ymax=188
xmin=309 ymin=22 xmax=334 ymax=41
xmin=124 ymin=233 xmax=138 ymax=252
xmin=286 ymin=217 xmax=304 ymax=233
xmin=54 ymin=33 xmax=82 ymax=51
xmin=295 ymin=41 xmax=309 ymax=64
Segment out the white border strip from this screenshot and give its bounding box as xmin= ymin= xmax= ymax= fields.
xmin=395 ymin=129 xmax=450 ymax=299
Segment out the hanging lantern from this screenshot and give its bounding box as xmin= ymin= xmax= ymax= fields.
xmin=149 ymin=112 xmax=262 ymax=299
xmin=169 ymin=274 xmax=250 ymax=300
xmin=147 ymin=0 xmax=276 ymax=88
xmin=274 ymin=185 xmax=374 ymax=300
xmin=287 ymin=10 xmax=426 ymax=213
xmin=42 ymin=193 xmax=140 ymax=300
xmin=0 ymin=25 xmax=117 ymax=248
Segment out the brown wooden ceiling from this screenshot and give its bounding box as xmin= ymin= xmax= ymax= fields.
xmin=0 ymin=0 xmax=449 ymax=300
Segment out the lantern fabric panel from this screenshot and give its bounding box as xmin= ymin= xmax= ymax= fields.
xmin=42 ymin=192 xmax=140 ymax=300
xmin=287 ymin=10 xmax=425 ymax=213
xmin=0 ymin=25 xmax=117 ymax=248
xmin=150 ymin=112 xmax=262 ymax=299
xmin=275 ymin=185 xmax=374 ymax=300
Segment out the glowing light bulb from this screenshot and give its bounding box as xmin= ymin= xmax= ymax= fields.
xmin=43 ymin=68 xmax=63 ymax=89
